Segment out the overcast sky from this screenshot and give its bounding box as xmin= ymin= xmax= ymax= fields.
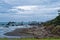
xmin=0 ymin=0 xmax=60 ymax=22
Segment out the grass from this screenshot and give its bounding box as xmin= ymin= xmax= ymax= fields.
xmin=0 ymin=38 xmax=60 ymax=40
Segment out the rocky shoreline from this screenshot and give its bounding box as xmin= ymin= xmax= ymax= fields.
xmin=4 ymin=26 xmax=56 ymax=38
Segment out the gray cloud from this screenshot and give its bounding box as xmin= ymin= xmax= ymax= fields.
xmin=0 ymin=0 xmax=60 ymax=22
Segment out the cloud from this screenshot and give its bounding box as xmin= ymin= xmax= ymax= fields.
xmin=0 ymin=0 xmax=12 ymax=13
xmin=8 ymin=6 xmax=38 ymax=14
xmin=14 ymin=6 xmax=37 ymax=10
xmin=8 ymin=5 xmax=60 ymax=15
xmin=0 ymin=0 xmax=60 ymax=22
xmin=1 ymin=0 xmax=60 ymax=15
xmin=3 ymin=0 xmax=60 ymax=6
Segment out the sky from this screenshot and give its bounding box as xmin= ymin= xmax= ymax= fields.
xmin=0 ymin=0 xmax=60 ymax=22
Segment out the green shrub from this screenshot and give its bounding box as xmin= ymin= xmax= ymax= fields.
xmin=51 ymin=25 xmax=60 ymax=35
